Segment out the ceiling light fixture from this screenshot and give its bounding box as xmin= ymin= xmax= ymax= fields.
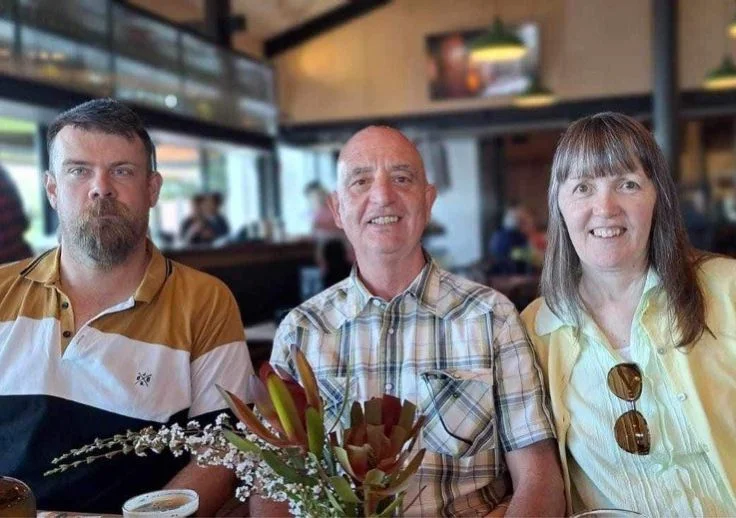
xmin=513 ymin=75 xmax=556 ymax=108
xmin=469 ymin=17 xmax=527 ymax=64
xmin=704 ymin=55 xmax=736 ymax=90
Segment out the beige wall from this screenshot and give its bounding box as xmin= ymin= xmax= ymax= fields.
xmin=275 ymin=0 xmax=735 ymax=123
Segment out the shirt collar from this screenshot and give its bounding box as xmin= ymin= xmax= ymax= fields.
xmin=21 ymin=240 xmax=170 ymax=304
xmin=343 ymin=253 xmax=440 ymax=321
xmin=535 ymin=266 xmax=662 ymax=336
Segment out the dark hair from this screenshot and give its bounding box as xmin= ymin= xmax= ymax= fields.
xmin=47 ymin=98 xmax=157 ymax=172
xmin=542 ymin=112 xmax=709 ymax=348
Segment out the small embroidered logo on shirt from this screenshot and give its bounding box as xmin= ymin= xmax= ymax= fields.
xmin=136 ymin=372 xmax=152 ymax=387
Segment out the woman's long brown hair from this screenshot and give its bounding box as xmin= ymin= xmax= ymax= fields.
xmin=541 ymin=112 xmax=709 ymax=348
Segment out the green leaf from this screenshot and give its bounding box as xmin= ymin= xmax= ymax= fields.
xmin=261 ymin=450 xmax=314 ymax=486
xmin=334 ymin=446 xmax=358 ymax=479
xmin=328 ymin=363 xmax=353 ymax=435
xmin=292 ymin=345 xmax=323 ymax=414
xmin=376 ymin=494 xmax=404 ymax=517
xmin=222 ymin=429 xmax=259 ymax=454
xmin=377 ymin=449 xmax=426 ymax=496
xmin=324 ymin=483 xmax=347 ymax=515
xmin=363 ymin=468 xmax=386 ymax=488
xmin=266 ymin=374 xmax=307 ymax=445
xmin=306 ymin=406 xmax=325 ymax=457
xmin=216 ymin=385 xmax=290 ymax=447
xmin=329 ymin=475 xmax=361 ymax=504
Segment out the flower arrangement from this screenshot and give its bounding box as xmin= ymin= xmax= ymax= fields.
xmin=46 ymin=346 xmax=426 ymax=517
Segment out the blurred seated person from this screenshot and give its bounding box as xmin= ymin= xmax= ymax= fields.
xmin=720 ymin=180 xmax=736 ymax=224
xmin=489 ymin=205 xmax=531 ymax=274
xmin=304 ymin=181 xmax=342 ymax=240
xmin=681 ymin=187 xmax=713 ymax=251
xmin=517 ymin=205 xmax=547 ymax=259
xmin=318 ymin=238 xmax=352 ymax=288
xmin=180 ymin=192 xmax=230 ymax=245
xmin=0 ymin=164 xmax=33 ymax=264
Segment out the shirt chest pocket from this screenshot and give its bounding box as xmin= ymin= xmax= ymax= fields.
xmin=418 ymin=368 xmax=496 ymax=458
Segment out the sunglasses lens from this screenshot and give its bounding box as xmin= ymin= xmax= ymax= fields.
xmin=614 ymin=409 xmax=650 ymax=455
xmin=607 ymin=363 xmax=643 ymax=401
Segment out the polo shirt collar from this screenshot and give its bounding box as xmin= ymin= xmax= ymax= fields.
xmin=22 ymin=247 xmax=60 ymax=287
xmin=535 ymin=266 xmax=662 ymax=336
xmin=21 ymin=240 xmax=169 ymax=304
xmin=134 ymin=242 xmax=170 ymax=303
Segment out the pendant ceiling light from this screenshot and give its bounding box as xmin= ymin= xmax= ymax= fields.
xmin=469 ymin=17 xmax=527 ymax=64
xmin=513 ymin=75 xmax=556 ymax=108
xmin=730 ymin=11 xmax=736 ymax=38
xmin=704 ymin=55 xmax=736 ymax=90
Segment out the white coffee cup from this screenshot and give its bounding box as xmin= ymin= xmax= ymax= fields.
xmin=122 ymin=489 xmax=199 ymax=518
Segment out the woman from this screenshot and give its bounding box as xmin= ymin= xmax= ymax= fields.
xmin=521 ymin=112 xmax=736 ymax=516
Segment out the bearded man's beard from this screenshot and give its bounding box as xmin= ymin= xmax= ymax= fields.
xmin=64 ymin=198 xmax=148 ymax=270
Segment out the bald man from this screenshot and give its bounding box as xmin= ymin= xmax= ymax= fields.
xmin=260 ymin=127 xmax=564 ymax=517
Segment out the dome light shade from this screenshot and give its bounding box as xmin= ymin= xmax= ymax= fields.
xmin=469 ymin=17 xmax=527 ymax=64
xmin=513 ymin=75 xmax=556 ymax=108
xmin=729 ymin=14 xmax=736 ymax=38
xmin=704 ymin=55 xmax=736 ymax=90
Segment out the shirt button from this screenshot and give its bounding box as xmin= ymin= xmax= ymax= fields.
xmin=385 ymin=382 xmax=393 ymax=391
xmin=677 ymin=393 xmax=688 ymax=401
xmin=452 ymin=392 xmax=461 ymax=399
xmin=657 ymin=347 xmax=666 ymax=354
xmin=61 ymin=301 xmax=69 ymax=309
xmin=388 ymin=328 xmax=395 ymax=334
xmin=62 ymin=331 xmax=72 ymax=338
xmin=372 ymin=299 xmax=381 ymax=306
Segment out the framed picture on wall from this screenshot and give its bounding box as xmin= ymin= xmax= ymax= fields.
xmin=426 ymin=23 xmax=539 ymax=101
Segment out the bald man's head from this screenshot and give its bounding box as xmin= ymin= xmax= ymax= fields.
xmin=328 ymin=125 xmax=437 ymax=267
xmin=337 ymin=126 xmax=426 ymax=187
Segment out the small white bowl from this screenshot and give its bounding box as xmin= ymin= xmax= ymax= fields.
xmin=122 ymin=489 xmax=199 ymax=517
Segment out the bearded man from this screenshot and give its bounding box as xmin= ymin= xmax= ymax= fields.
xmin=0 ymin=99 xmax=253 ymax=515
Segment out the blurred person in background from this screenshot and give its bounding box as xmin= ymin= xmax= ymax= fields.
xmin=517 ymin=205 xmax=547 ymax=266
xmin=180 ymin=192 xmax=229 ymax=245
xmin=304 ymin=180 xmax=342 ymax=240
xmin=0 ymin=164 xmax=33 ymax=264
xmin=522 ymin=112 xmax=736 ymax=516
xmin=200 ymin=192 xmax=229 ymax=241
xmin=317 ymin=237 xmax=352 ymax=288
xmin=489 ymin=204 xmax=530 ymax=273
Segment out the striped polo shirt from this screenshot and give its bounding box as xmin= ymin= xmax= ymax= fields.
xmin=0 ymin=242 xmax=253 ymax=513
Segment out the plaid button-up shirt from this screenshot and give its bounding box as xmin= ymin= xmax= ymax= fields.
xmin=271 ymin=257 xmax=555 ymax=517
